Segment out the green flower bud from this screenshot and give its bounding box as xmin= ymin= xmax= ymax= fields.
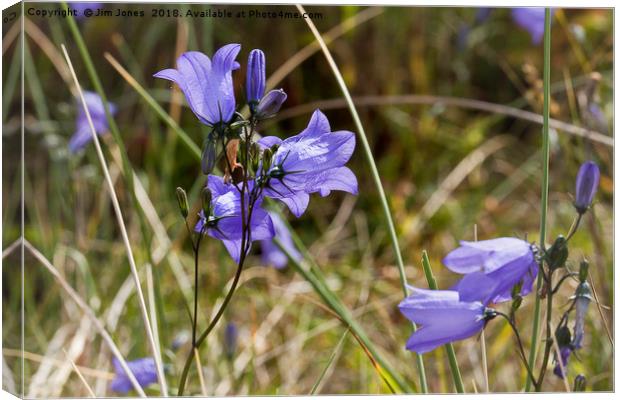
xmin=573 ymin=374 xmax=586 ymax=392
xmin=201 ymin=187 xmax=212 ymax=217
xmin=546 ymin=235 xmax=569 ymax=270
xmin=175 ymin=187 xmax=189 ymax=218
xmin=578 ymin=259 xmax=589 ymax=283
xmin=262 ymin=148 xmax=273 ymax=170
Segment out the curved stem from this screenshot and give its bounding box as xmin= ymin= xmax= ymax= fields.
xmin=495 ymin=312 xmax=537 ymax=385
xmin=177 ymin=248 xmax=246 ymax=395
xmin=565 ymin=213 xmax=583 ymax=241
xmin=535 ymin=271 xmax=555 ymax=392
xmin=552 ymin=273 xmax=579 ymax=294
xmin=525 ymin=8 xmax=552 ymax=392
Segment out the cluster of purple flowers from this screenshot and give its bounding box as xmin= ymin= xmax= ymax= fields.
xmin=399 ymin=238 xmax=537 ymax=353
xmin=399 ymin=160 xmax=600 ymax=383
xmin=155 ymin=44 xmax=358 ymax=264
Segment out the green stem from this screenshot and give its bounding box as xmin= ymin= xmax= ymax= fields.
xmin=525 ymin=8 xmax=552 ymax=392
xmin=296 ymin=5 xmax=428 ymax=390
xmin=421 ymin=251 xmax=464 ymax=393
xmin=275 ymin=238 xmax=414 ymax=393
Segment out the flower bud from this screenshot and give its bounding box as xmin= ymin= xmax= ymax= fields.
xmin=574 ymin=161 xmax=600 ymax=214
xmin=573 ymin=374 xmax=586 ymax=391
xmin=246 ymin=49 xmax=266 ymax=105
xmin=250 ymin=142 xmax=260 ymax=173
xmin=201 ymin=140 xmax=217 ymax=175
xmin=578 ymin=259 xmax=589 ymax=283
xmin=176 ymin=187 xmax=189 ymax=218
xmin=201 ymin=187 xmax=212 ymax=218
xmin=255 ymin=89 xmax=287 ymax=119
xmin=546 ymin=235 xmax=568 ymax=270
xmin=262 ymin=148 xmax=273 ymax=171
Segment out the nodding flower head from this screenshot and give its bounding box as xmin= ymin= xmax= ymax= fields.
xmin=443 ymin=237 xmax=538 ymax=303
xmin=553 ymin=346 xmax=572 ymax=378
xmin=246 ymin=49 xmax=266 ymax=105
xmin=194 ymin=175 xmax=275 ymax=263
xmin=571 ymin=281 xmax=592 ymax=349
xmin=574 ymin=161 xmax=600 ymax=214
xmin=69 ymin=91 xmax=116 ymax=153
xmin=154 ymin=44 xmax=241 ymax=126
xmin=398 ymin=272 xmax=499 ymax=354
xmin=256 ymin=110 xmax=358 ymax=218
xmin=110 ymin=357 xmax=158 ymax=394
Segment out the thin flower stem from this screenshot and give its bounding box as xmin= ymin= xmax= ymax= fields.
xmin=525 ymin=8 xmax=552 ymax=392
xmin=536 ymin=271 xmax=555 ymax=391
xmin=494 ymin=312 xmax=537 ymax=385
xmin=565 ymin=213 xmax=583 ymax=241
xmin=421 ymin=251 xmax=464 ymax=393
xmin=296 ymin=4 xmax=428 ymax=391
xmin=177 ymin=254 xmax=246 ymax=395
xmin=60 ymin=44 xmax=168 ymax=395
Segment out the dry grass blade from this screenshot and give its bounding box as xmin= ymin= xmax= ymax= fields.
xmin=22 ymin=239 xmax=147 ymax=397
xmin=63 ymin=348 xmax=96 ymax=397
xmin=60 ymin=44 xmax=167 ymax=395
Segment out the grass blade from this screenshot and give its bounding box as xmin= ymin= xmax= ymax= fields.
xmin=296 ymin=4 xmax=428 ymax=391
xmin=525 ymin=8 xmax=552 ymax=392
xmin=21 ymin=239 xmax=146 ymax=397
xmin=310 ymin=328 xmax=349 ymax=394
xmin=60 ymin=43 xmax=167 ymax=395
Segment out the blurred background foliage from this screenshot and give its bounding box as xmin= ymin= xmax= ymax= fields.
xmin=2 ymin=3 xmax=613 ymax=396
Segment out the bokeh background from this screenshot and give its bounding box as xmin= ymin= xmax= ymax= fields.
xmin=2 ymin=3 xmax=613 ymax=396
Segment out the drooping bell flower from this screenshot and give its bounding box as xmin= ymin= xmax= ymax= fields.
xmin=246 ymin=49 xmax=266 ymax=104
xmin=574 ymin=161 xmax=600 ymax=214
xmin=443 ymin=237 xmax=538 ymax=303
xmin=110 ymin=357 xmax=157 ymax=394
xmin=257 ymin=110 xmax=358 ymax=217
xmin=194 ymin=175 xmax=275 ymax=263
xmin=510 ymin=8 xmax=553 ymax=45
xmin=154 ymin=44 xmax=241 ymax=126
xmin=69 ymin=91 xmax=116 ymax=153
xmin=260 ymin=212 xmax=302 ymax=269
xmin=398 ymin=272 xmax=498 ymax=353
xmin=553 ymin=346 xmax=572 ymax=378
xmin=571 ymin=281 xmax=592 ymax=349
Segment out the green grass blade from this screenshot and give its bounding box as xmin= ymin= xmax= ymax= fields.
xmin=421 ymin=251 xmax=465 ymax=393
xmin=310 ymin=328 xmax=349 ymax=394
xmin=525 ymin=8 xmax=552 ymax=392
xmin=295 ymin=4 xmax=428 ymax=392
